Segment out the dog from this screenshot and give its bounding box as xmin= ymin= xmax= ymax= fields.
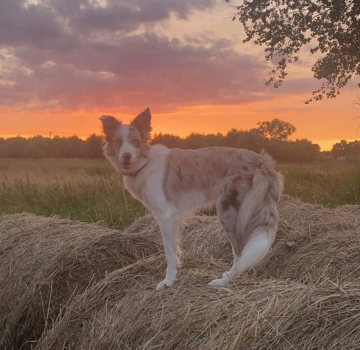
xmin=100 ymin=108 xmax=284 ymax=290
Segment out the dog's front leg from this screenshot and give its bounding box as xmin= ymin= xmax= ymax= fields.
xmin=156 ymin=215 xmax=180 ymax=291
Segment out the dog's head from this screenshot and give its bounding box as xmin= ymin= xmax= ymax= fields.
xmin=100 ymin=108 xmax=151 ymax=173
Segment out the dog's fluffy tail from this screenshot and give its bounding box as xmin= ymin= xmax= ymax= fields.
xmin=236 ymin=152 xmax=284 ymax=255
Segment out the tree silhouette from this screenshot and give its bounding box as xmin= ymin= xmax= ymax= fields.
xmin=87 ymin=134 xmax=104 ymax=158
xmin=231 ymin=0 xmax=360 ymax=102
xmin=257 ymin=118 xmax=296 ymax=140
xmin=332 ymin=139 xmax=360 ymax=158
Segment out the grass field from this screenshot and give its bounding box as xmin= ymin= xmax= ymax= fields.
xmin=279 ymin=161 xmax=360 ymax=205
xmin=2 ymin=159 xmax=360 ymax=349
xmin=0 ymin=159 xmax=146 ymax=229
xmin=0 ymin=158 xmax=359 ymax=228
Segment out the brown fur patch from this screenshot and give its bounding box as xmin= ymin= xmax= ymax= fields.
xmin=100 ymin=116 xmax=121 ymax=142
xmin=127 ymin=128 xmax=141 ymax=148
xmin=221 ymin=178 xmax=242 ymax=211
xmin=222 ymin=190 xmax=238 ymax=210
xmin=103 ymin=134 xmax=123 ymax=157
xmin=131 ymin=108 xmax=152 ymax=141
xmin=128 ymin=127 xmax=150 ymax=156
xmin=162 ymin=148 xmax=261 ymax=209
xmin=164 ymin=148 xmax=229 ymax=196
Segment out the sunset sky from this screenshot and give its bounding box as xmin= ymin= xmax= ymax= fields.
xmin=0 ymin=0 xmax=359 ymax=150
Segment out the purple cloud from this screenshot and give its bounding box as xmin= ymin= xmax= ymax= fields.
xmin=3 ymin=33 xmax=269 ymax=111
xmin=0 ymin=0 xmax=313 ymax=113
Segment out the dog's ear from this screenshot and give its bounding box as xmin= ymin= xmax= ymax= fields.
xmin=99 ymin=116 xmax=121 ymax=142
xmin=131 ymin=108 xmax=152 ymax=140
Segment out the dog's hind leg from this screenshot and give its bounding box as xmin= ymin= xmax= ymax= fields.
xmin=213 ymin=176 xmax=248 ymax=262
xmin=209 ymin=166 xmax=281 ymax=287
xmin=215 ymin=193 xmax=239 ymax=263
xmin=156 ymin=212 xmax=182 ymax=291
xmin=212 ymin=188 xmax=241 ymax=285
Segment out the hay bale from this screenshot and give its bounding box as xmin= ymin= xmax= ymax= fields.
xmin=277 ymin=195 xmax=360 ymax=241
xmin=36 ymin=258 xmax=360 ymax=350
xmin=126 ymin=196 xmax=360 ymax=283
xmin=2 ymin=196 xmax=360 ymax=350
xmin=0 ymin=213 xmax=160 ymax=349
xmin=257 ymin=196 xmax=360 ymax=281
xmin=258 ymin=227 xmax=360 ymax=282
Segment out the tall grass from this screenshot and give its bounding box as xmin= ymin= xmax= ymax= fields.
xmin=280 ymin=161 xmax=360 ymax=206
xmin=0 ymin=159 xmax=359 ymax=229
xmin=0 ymin=159 xmax=146 ymax=229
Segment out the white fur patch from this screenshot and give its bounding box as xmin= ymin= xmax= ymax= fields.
xmin=117 ymin=126 xmax=136 ymax=160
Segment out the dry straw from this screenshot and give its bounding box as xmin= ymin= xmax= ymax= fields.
xmin=1 ymin=195 xmax=360 ymax=350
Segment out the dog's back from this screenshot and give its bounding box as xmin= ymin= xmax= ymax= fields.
xmin=162 ymin=147 xmax=277 ymax=213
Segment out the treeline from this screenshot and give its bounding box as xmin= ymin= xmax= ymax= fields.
xmin=0 ymin=130 xmax=320 ymax=163
xmin=332 ymin=140 xmax=360 ymax=159
xmin=0 ymin=135 xmax=103 ymax=159
xmin=151 ymin=130 xmax=320 ymax=163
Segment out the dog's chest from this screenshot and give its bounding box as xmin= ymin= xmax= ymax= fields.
xmin=123 ymin=176 xmax=144 ymax=201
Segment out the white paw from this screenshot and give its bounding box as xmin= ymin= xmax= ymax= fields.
xmin=156 ymin=279 xmax=175 ymax=291
xmin=208 ymin=277 xmax=231 ymax=287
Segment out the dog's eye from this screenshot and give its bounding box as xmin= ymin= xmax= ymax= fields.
xmin=133 ymin=139 xmax=140 ymax=146
xmin=114 ymin=138 xmax=122 ymax=145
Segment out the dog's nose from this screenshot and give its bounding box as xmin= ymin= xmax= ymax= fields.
xmin=122 ymin=153 xmax=132 ymax=161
